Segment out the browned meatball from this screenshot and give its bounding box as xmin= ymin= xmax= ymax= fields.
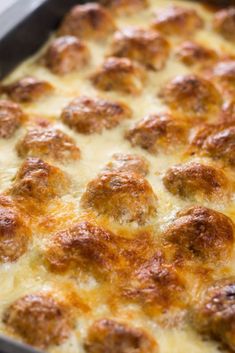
xmin=100 ymin=0 xmax=149 ymax=14
xmin=3 ymin=293 xmax=73 ymax=349
xmin=164 ymin=206 xmax=234 ymax=262
xmin=9 ymin=157 xmax=69 ymax=201
xmin=125 ymin=113 xmax=187 ymax=153
xmin=105 ymin=153 xmax=149 ymax=176
xmin=80 ymin=170 xmax=157 ymax=225
xmin=61 ymin=96 xmax=132 ymax=134
xmin=16 ymin=127 xmax=80 ymax=161
xmin=110 ymin=28 xmax=169 ymax=70
xmin=159 ymin=75 xmax=222 ymax=120
xmin=0 ymin=100 xmax=23 ymax=138
xmin=0 ymin=196 xmax=31 ymax=262
xmin=192 ymin=278 xmax=235 ymax=350
xmin=84 ymin=319 xmax=158 ymax=353
xmin=151 ymin=6 xmax=203 ymax=37
xmin=212 ymin=60 xmax=235 ymax=98
xmin=175 ymin=41 xmax=218 ymax=67
xmin=3 ymin=76 xmax=53 ymax=103
xmin=213 ymin=7 xmax=235 ymax=42
xmin=45 ymin=221 xmax=118 ymax=274
xmin=44 ymin=36 xmax=90 ymax=75
xmin=91 ymin=57 xmax=146 ymax=95
xmin=58 ymin=3 xmax=116 ymax=40
xmin=163 ymin=162 xmax=229 ymax=200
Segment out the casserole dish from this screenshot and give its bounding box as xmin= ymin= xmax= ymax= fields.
xmin=0 ymin=1 xmax=235 ymax=353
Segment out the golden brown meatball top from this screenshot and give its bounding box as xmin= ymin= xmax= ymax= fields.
xmin=3 ymin=293 xmax=73 ymax=349
xmin=84 ymin=319 xmax=158 ymax=353
xmin=110 ymin=28 xmax=169 ymax=70
xmin=81 ymin=170 xmax=157 ymax=225
xmin=58 ymin=3 xmax=116 ymax=40
xmin=105 ymin=153 xmax=149 ymax=177
xmin=213 ymin=7 xmax=235 ymax=42
xmin=212 ymin=60 xmax=235 ymax=98
xmin=61 ymin=96 xmax=132 ymax=134
xmin=44 ymin=35 xmax=90 ymax=75
xmin=0 ymin=100 xmax=23 ymax=138
xmin=91 ymin=57 xmax=146 ymax=95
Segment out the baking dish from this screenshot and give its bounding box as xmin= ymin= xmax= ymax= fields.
xmin=0 ymin=0 xmax=234 ymax=352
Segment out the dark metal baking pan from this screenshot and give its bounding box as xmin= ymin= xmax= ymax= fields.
xmin=0 ymin=0 xmax=234 ymax=352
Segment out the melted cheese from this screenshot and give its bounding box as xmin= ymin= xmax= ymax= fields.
xmin=0 ymin=1 xmax=235 ymax=353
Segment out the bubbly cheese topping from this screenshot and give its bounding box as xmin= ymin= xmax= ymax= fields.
xmin=0 ymin=1 xmax=235 ymax=353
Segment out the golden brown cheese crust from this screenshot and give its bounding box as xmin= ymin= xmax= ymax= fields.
xmin=99 ymin=0 xmax=149 ymax=14
xmin=159 ymin=75 xmax=222 ymax=120
xmin=110 ymin=28 xmax=170 ymax=70
xmin=91 ymin=57 xmax=146 ymax=95
xmin=3 ymin=76 xmax=53 ymax=103
xmin=58 ymin=3 xmax=116 ymax=40
xmin=125 ymin=113 xmax=187 ymax=153
xmin=84 ymin=319 xmax=158 ymax=353
xmin=151 ymin=6 xmax=203 ymax=37
xmin=211 ymin=60 xmax=235 ymax=99
xmin=0 ymin=100 xmax=23 ymax=138
xmin=61 ymin=96 xmax=132 ymax=134
xmin=16 ymin=127 xmax=80 ymax=161
xmin=163 ymin=162 xmax=230 ymax=200
xmin=105 ymin=153 xmax=149 ymax=176
xmin=164 ymin=206 xmax=234 ymax=263
xmin=80 ymin=170 xmax=157 ymax=225
xmin=213 ymin=7 xmax=235 ymax=43
xmin=44 ymin=36 xmax=90 ymax=75
xmin=3 ymin=293 xmax=73 ymax=349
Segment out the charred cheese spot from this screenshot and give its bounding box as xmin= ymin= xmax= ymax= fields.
xmin=159 ymin=75 xmax=222 ymax=121
xmin=110 ymin=28 xmax=169 ymax=71
xmin=213 ymin=7 xmax=235 ymax=43
xmin=0 ymin=196 xmax=31 ymax=263
xmin=163 ymin=162 xmax=229 ymax=200
xmin=105 ymin=153 xmax=149 ymax=176
xmin=164 ymin=206 xmax=234 ymax=262
xmin=44 ymin=36 xmax=90 ymax=75
xmin=0 ymin=100 xmax=23 ymax=138
xmin=61 ymin=96 xmax=132 ymax=134
xmin=84 ymin=319 xmax=158 ymax=353
xmin=91 ymin=57 xmax=146 ymax=95
xmin=212 ymin=60 xmax=235 ymax=99
xmin=99 ymin=0 xmax=149 ymax=14
xmin=175 ymin=41 xmax=218 ymax=68
xmin=125 ymin=113 xmax=187 ymax=153
xmin=151 ymin=6 xmax=203 ymax=37
xmin=58 ymin=3 xmax=116 ymax=40
xmin=3 ymin=76 xmax=53 ymax=103
xmin=192 ymin=278 xmax=235 ymax=351
xmin=16 ymin=127 xmax=80 ymax=161
xmin=9 ymin=157 xmax=69 ymax=201
xmin=3 ymin=293 xmax=73 ymax=349
xmin=80 ymin=171 xmax=157 ymax=225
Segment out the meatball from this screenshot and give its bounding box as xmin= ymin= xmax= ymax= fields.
xmin=125 ymin=113 xmax=187 ymax=153
xmin=3 ymin=293 xmax=73 ymax=349
xmin=0 ymin=100 xmax=23 ymax=138
xmin=91 ymin=57 xmax=146 ymax=95
xmin=3 ymin=76 xmax=53 ymax=103
xmin=105 ymin=153 xmax=149 ymax=176
xmin=45 ymin=221 xmax=118 ymax=275
xmin=212 ymin=60 xmax=235 ymax=98
xmin=192 ymin=278 xmax=235 ymax=351
xmin=213 ymin=7 xmax=235 ymax=42
xmin=164 ymin=206 xmax=234 ymax=262
xmin=0 ymin=197 xmax=31 ymax=262
xmin=58 ymin=3 xmax=116 ymax=40
xmin=10 ymin=157 xmax=69 ymax=201
xmin=100 ymin=0 xmax=149 ymax=14
xmin=159 ymin=75 xmax=222 ymax=120
xmin=44 ymin=36 xmax=90 ymax=75
xmin=84 ymin=319 xmax=157 ymax=353
xmin=61 ymin=96 xmax=132 ymax=134
xmin=110 ymin=28 xmax=169 ymax=70
xmin=163 ymin=162 xmax=229 ymax=200
xmin=16 ymin=127 xmax=80 ymax=161
xmin=80 ymin=170 xmax=157 ymax=225
xmin=151 ymin=6 xmax=203 ymax=37
xmin=175 ymin=41 xmax=218 ymax=67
